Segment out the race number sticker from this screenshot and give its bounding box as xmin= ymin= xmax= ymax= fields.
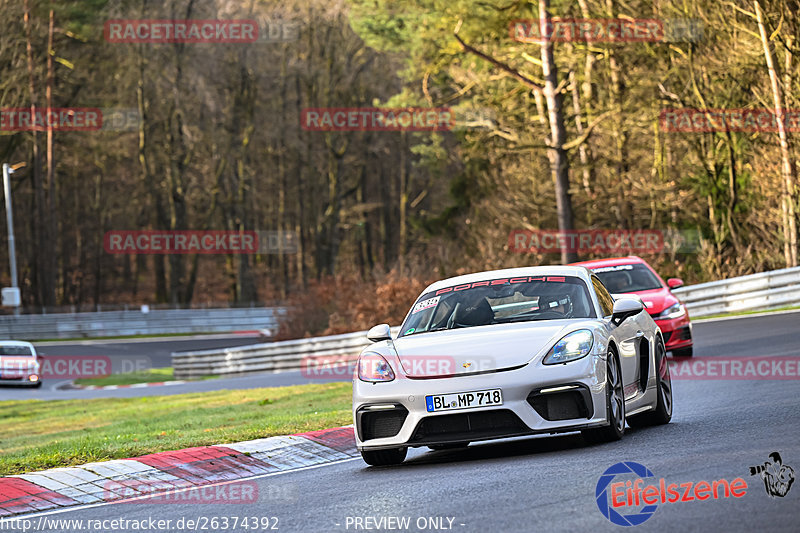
xmin=412 ymin=296 xmax=440 ymax=314
xmin=592 ymin=265 xmax=634 ymax=273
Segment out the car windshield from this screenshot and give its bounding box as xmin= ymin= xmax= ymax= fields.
xmin=0 ymin=345 xmax=33 ymax=356
xmin=592 ymin=264 xmax=662 ymax=293
xmin=399 ymin=275 xmax=595 ymax=337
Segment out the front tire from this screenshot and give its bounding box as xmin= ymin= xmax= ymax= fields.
xmin=583 ymin=349 xmax=625 ymax=444
xmin=360 ymin=447 xmax=407 ymax=466
xmin=628 ymin=340 xmax=672 ymax=427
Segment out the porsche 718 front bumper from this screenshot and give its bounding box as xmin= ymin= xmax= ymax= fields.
xmin=353 ymin=353 xmax=611 ymax=451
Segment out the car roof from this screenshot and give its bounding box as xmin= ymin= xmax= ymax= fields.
xmin=570 ymin=256 xmax=647 ymax=269
xmin=0 ymin=340 xmax=35 ymax=347
xmin=422 ymin=265 xmax=593 ymax=295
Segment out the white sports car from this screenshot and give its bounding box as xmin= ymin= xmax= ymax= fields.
xmin=353 ymin=266 xmax=672 ymax=466
xmin=0 ymin=340 xmax=43 ymax=387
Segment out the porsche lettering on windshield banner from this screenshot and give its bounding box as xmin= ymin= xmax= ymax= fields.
xmin=433 ymin=276 xmax=566 ymax=296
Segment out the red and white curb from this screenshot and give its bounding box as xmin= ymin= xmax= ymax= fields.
xmin=68 ymin=380 xmax=189 ymax=391
xmin=0 ymin=426 xmax=357 ymax=517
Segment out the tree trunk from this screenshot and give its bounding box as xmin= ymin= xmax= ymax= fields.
xmin=46 ymin=9 xmax=59 ymax=305
xmin=165 ymin=63 xmax=188 ymax=304
xmin=575 ymin=0 xmax=596 ymax=205
xmin=605 ymin=0 xmax=630 ymax=228
xmin=294 ymin=74 xmax=307 ymax=289
xmin=755 ymin=0 xmax=798 ymax=267
xmin=569 ymin=70 xmax=592 ymax=198
xmin=137 ymin=43 xmax=167 ymax=303
xmin=398 ymin=133 xmax=408 ymax=272
xmin=539 ymin=0 xmax=576 ymax=263
xmin=24 ymin=0 xmax=54 ymax=308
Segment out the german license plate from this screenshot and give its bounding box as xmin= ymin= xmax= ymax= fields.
xmin=425 ymin=389 xmax=503 ymax=412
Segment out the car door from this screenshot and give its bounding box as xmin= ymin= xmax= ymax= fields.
xmin=592 ymin=276 xmax=640 ymax=393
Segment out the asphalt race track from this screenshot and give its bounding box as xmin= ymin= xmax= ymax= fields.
xmin=11 ymin=310 xmax=800 ymax=532
xmin=36 ymin=334 xmax=264 ymax=367
xmin=0 ymin=335 xmax=277 ymax=400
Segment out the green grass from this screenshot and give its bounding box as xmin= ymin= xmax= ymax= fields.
xmin=72 ymin=367 xmax=219 ymax=387
xmin=73 ymin=367 xmax=176 ymax=387
xmin=693 ymin=304 xmax=800 ymax=321
xmin=0 ymin=382 xmax=352 ymax=476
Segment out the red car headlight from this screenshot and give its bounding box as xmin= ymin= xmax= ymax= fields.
xmin=656 ymin=303 xmax=686 ymax=320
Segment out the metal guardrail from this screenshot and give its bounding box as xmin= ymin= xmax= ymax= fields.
xmin=172 ymin=267 xmax=800 ymax=378
xmin=1 ymin=302 xmax=280 ymax=315
xmin=673 ymin=266 xmax=800 ymax=318
xmin=0 ymin=307 xmax=282 ymax=340
xmin=172 ymin=327 xmax=400 ymax=379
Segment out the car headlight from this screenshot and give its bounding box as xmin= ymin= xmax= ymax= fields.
xmin=357 ymin=353 xmax=395 ymax=382
xmin=543 ymin=329 xmax=594 ymax=365
xmin=656 ymin=303 xmax=685 ymax=320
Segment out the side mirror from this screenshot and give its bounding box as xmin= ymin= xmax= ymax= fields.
xmin=366 ymin=324 xmax=392 ymax=343
xmin=611 ymin=298 xmax=644 ymax=326
xmin=667 ymin=278 xmax=684 ymax=290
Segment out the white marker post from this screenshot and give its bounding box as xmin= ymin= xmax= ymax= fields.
xmin=2 ymin=162 xmax=24 ymax=316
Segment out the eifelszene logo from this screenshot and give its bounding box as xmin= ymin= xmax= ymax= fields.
xmin=596 ymin=462 xmax=658 ymax=526
xmin=595 ymin=462 xmax=748 ymax=526
xmin=749 ymin=452 xmax=795 ymax=498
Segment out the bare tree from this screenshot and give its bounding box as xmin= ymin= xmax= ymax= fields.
xmin=755 ymin=0 xmax=798 ymax=267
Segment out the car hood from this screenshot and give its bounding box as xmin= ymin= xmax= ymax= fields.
xmin=392 ymin=321 xmax=586 ymax=377
xmin=626 ymin=288 xmax=678 ymax=315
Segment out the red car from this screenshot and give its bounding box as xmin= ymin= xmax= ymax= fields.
xmin=572 ymin=256 xmax=693 ymax=357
